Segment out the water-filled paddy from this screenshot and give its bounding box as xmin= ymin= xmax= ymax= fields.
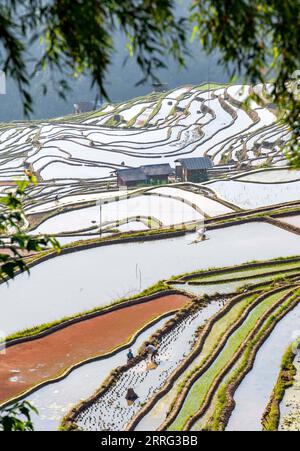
xmin=226 ymin=301 xmax=300 ymax=431
xmin=236 ymin=169 xmax=300 ymax=184
xmin=0 ymin=294 xmax=189 ymax=404
xmin=74 ymin=300 xmax=222 ymax=431
xmin=206 ymin=179 xmax=300 ymax=209
xmin=280 ymin=353 xmax=300 ymax=431
xmin=22 ymin=316 xmax=172 ymax=431
xmin=33 ymin=194 xmax=201 ymax=234
xmin=2 ymin=222 xmax=300 ymax=335
xmin=278 ymin=215 xmax=300 ymax=229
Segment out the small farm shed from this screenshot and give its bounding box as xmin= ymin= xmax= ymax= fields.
xmin=140 ymin=164 xmax=173 ymax=185
xmin=116 ymin=168 xmax=147 ymax=188
xmin=116 ymin=164 xmax=173 ymax=188
xmin=175 ymin=157 xmax=213 ymax=182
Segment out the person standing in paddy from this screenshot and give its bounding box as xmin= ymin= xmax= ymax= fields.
xmin=127 ymin=348 xmax=134 ymax=363
xmin=145 ymin=342 xmax=159 ymax=364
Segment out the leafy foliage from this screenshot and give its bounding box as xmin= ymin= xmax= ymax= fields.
xmin=1 ymin=1 xmax=298 ymax=161
xmin=0 ymin=175 xmax=60 ymax=281
xmin=0 ymin=176 xmax=60 ymax=431
xmin=0 ymin=401 xmax=38 ymax=431
xmin=0 ymin=0 xmax=187 ymax=114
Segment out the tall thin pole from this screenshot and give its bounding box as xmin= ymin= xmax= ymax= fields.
xmin=99 ymin=200 xmax=102 ymax=238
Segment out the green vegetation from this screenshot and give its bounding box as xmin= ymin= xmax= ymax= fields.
xmin=170 ymin=255 xmax=300 ymax=283
xmin=8 ymin=255 xmax=300 ymax=345
xmin=168 ymin=288 xmax=292 ymax=430
xmin=261 ymin=345 xmax=297 ymax=431
xmin=196 ymin=83 xmax=226 ymax=91
xmin=0 ymin=177 xmax=60 ymax=280
xmin=0 ymin=401 xmax=38 ymax=432
xmin=1 ymin=1 xmax=298 ymax=165
xmin=202 ymin=291 xmax=300 ymax=431
xmin=0 ymin=180 xmax=60 ymax=431
xmin=190 ymin=262 xmax=300 ymax=284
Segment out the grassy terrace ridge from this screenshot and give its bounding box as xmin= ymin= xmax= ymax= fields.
xmin=187 ymin=270 xmax=300 ymax=287
xmin=204 ymin=200 xmax=300 ymax=222
xmin=206 ymin=208 xmax=300 ymax=231
xmin=128 ymin=280 xmax=300 ymax=431
xmin=189 ymin=293 xmax=300 ymax=431
xmin=4 ymin=225 xmax=192 ymax=284
xmin=26 ymin=185 xmax=153 ymax=231
xmin=24 ymin=182 xmax=300 ymax=237
xmin=199 ymin=292 xmax=300 ymax=431
xmin=2 ymin=280 xmax=174 ymax=344
xmin=4 ymin=252 xmax=300 ymax=344
xmin=230 ymin=167 xmax=300 ymax=183
xmin=0 ymin=83 xmax=207 ymax=129
xmin=167 ymin=287 xmax=295 ymax=430
xmin=60 ymin=292 xmax=215 ymax=431
xmin=0 ymin=293 xmax=194 ymax=410
xmin=187 ymin=262 xmax=300 ymax=284
xmin=175 ymin=289 xmax=300 ymax=431
xmin=261 ymin=344 xmax=297 ymax=431
xmin=169 ymin=255 xmax=300 ymax=283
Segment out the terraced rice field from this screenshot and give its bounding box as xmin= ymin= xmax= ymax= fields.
xmin=0 ymin=83 xmax=292 ymax=215
xmin=235 ymin=168 xmax=300 ymax=183
xmin=24 ymin=317 xmax=175 ymax=431
xmin=279 ymin=351 xmax=300 ymax=431
xmin=226 ymin=303 xmax=300 ymax=431
xmin=206 ymin=179 xmax=300 ymax=210
xmin=0 ymin=293 xmax=190 ymax=405
xmin=1 ymin=82 xmax=300 ymax=432
xmin=2 ymin=222 xmax=300 ymax=335
xmin=277 ymin=215 xmax=300 ymax=229
xmin=41 ymin=254 xmax=299 ymax=432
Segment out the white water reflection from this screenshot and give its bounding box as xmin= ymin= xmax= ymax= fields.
xmin=2 ymin=222 xmax=300 ymax=334
xmin=226 ymin=302 xmax=300 ymax=431
xmin=24 ymin=316 xmax=172 ymax=431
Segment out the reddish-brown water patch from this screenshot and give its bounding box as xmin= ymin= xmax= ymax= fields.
xmin=0 ymin=293 xmax=190 ymax=404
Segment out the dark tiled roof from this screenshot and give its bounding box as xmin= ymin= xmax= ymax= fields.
xmin=141 ymin=164 xmax=173 ymax=176
xmin=116 ymin=168 xmax=147 ymax=182
xmin=176 ymin=157 xmax=213 ymax=170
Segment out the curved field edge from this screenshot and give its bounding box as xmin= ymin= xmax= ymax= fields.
xmin=4 ymin=278 xmax=296 ymax=428
xmin=129 ymin=291 xmax=262 ymax=430
xmin=1 ymin=226 xmax=191 ymax=288
xmin=0 ymin=302 xmax=184 ymax=409
xmin=60 ymin=296 xmax=214 ymax=431
xmin=169 ymin=255 xmax=300 ymax=283
xmin=186 ymin=265 xmax=300 ymax=286
xmin=4 ymin=251 xmax=299 ymax=344
xmin=201 ymin=291 xmax=300 ymax=431
xmin=62 ymin=283 xmax=298 ymax=432
xmin=261 ymin=345 xmax=297 ymax=431
xmin=4 ymin=199 xmax=300 ymax=291
xmin=165 ymin=286 xmax=296 ymax=430
xmin=3 ymin=283 xmax=186 ymax=345
xmin=128 ymin=284 xmax=296 ymax=430
xmin=26 ymin=184 xmax=300 ymax=237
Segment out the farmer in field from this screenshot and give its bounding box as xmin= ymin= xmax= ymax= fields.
xmin=127 ymin=348 xmax=134 ymax=363
xmin=145 ymin=342 xmax=158 ymax=365
xmin=125 ymin=388 xmax=138 ymax=404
